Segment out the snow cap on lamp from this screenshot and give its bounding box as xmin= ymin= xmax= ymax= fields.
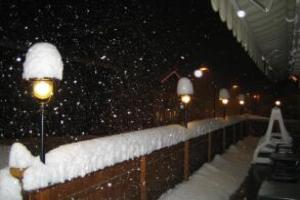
xmin=22 ymin=42 xmax=63 ymax=80
xmin=177 ymin=77 xmax=194 ymax=96
xmin=219 ymin=88 xmax=230 ymax=100
xmin=238 ymin=94 xmax=245 ymax=101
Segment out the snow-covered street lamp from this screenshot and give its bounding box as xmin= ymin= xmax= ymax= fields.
xmin=219 ymin=88 xmax=230 ymax=119
xmin=238 ymin=94 xmax=245 ymax=114
xmin=177 ymin=77 xmax=194 ymax=127
xmin=23 ymin=42 xmax=63 ymax=163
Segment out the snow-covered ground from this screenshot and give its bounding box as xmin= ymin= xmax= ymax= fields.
xmin=159 ymin=136 xmax=258 ymax=200
xmin=0 ymin=145 xmax=11 ymax=169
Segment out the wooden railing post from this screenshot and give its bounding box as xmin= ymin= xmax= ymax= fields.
xmin=233 ymin=125 xmax=236 ymax=143
xmin=140 ymin=156 xmax=147 ymax=200
xmin=222 ymin=128 xmax=226 ymax=151
xmin=184 ymin=141 xmax=190 ymax=180
xmin=208 ymin=132 xmax=212 ymax=161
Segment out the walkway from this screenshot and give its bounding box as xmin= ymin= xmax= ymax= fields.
xmin=159 ymin=137 xmax=258 ymax=200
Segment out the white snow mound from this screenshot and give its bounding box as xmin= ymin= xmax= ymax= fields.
xmin=0 ymin=168 xmax=22 ymax=200
xmin=23 ymin=42 xmax=63 ymax=80
xmin=9 ymin=143 xmax=34 ymax=169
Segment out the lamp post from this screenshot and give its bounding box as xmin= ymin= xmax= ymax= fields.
xmin=177 ymin=77 xmax=194 ymax=127
xmin=193 ymin=66 xmax=217 ymax=118
xmin=32 ymin=79 xmax=54 ymax=163
xmin=23 ymin=42 xmax=63 ymax=163
xmin=252 ymin=94 xmax=260 ymax=114
xmin=238 ymin=94 xmax=245 ymax=114
xmin=219 ymin=88 xmax=230 ymax=119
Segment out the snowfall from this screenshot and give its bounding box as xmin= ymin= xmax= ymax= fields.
xmin=0 ymin=115 xmax=264 ymax=200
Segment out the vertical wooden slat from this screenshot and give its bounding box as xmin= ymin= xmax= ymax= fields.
xmin=208 ymin=132 xmax=212 ymax=161
xmin=184 ymin=141 xmax=190 ymax=180
xmin=222 ymin=128 xmax=226 ymax=151
xmin=140 ymin=156 xmax=147 ymax=200
xmin=233 ymin=125 xmax=236 ymax=143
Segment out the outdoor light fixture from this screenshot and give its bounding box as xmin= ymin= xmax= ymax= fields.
xmin=222 ymin=99 xmax=229 ymax=105
xmin=232 ymin=84 xmax=239 ymax=89
xmin=238 ymin=94 xmax=245 ymax=114
xmin=23 ymin=42 xmax=63 ymax=163
xmin=193 ymin=69 xmax=203 ymax=78
xmin=177 ymin=77 xmax=194 ymax=127
xmin=194 ymin=65 xmax=210 ymax=79
xmin=219 ymin=88 xmax=230 ymax=119
xmin=275 ymin=100 xmax=281 ymax=107
xmin=181 ymin=95 xmax=191 ymax=104
xmin=200 ymin=67 xmax=209 ymax=72
xmin=32 ymin=79 xmax=54 ymax=101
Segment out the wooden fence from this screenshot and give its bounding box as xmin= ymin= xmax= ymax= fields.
xmin=20 ymin=119 xmax=267 ymax=200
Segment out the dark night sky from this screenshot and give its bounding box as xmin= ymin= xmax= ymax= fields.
xmin=0 ymin=0 xmax=271 ymax=139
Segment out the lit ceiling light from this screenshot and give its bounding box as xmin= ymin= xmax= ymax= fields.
xmin=237 ymin=10 xmax=246 ymax=18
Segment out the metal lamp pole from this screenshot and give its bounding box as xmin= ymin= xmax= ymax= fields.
xmin=40 ymin=102 xmax=45 ymax=163
xmin=32 ymin=79 xmax=54 ymax=163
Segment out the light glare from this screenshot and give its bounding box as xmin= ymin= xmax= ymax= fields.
xmin=237 ymin=10 xmax=246 ymax=18
xmin=275 ymin=100 xmax=281 ymax=106
xmin=181 ymin=95 xmax=191 ymax=104
xmin=33 ymin=80 xmax=53 ymax=100
xmin=222 ymin=99 xmax=229 ymax=105
xmin=194 ymin=69 xmax=203 ymax=78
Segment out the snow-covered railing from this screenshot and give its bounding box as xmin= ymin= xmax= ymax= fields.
xmin=0 ymin=114 xmax=267 ymax=200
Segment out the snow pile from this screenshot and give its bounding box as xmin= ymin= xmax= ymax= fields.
xmin=5 ymin=115 xmax=261 ymax=193
xmin=22 ymin=42 xmax=63 ymax=80
xmin=244 ymin=114 xmax=268 ymax=120
xmin=0 ymin=145 xmax=11 ymax=169
xmin=21 ymin=125 xmax=187 ymax=190
xmin=159 ymin=136 xmax=258 ymax=200
xmin=9 ymin=143 xmax=34 ymax=169
xmin=0 ymin=168 xmax=22 ymax=200
xmin=187 ymin=115 xmax=247 ymax=139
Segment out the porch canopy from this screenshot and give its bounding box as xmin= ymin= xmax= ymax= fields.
xmin=210 ymin=0 xmax=300 ymax=80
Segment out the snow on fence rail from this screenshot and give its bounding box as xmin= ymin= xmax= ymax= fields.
xmin=0 ymin=115 xmax=266 ymax=199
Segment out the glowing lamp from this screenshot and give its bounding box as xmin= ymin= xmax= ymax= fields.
xmin=232 ymin=85 xmax=239 ymax=89
xmin=238 ymin=94 xmax=245 ymax=105
xmin=200 ymin=67 xmax=209 ymax=72
xmin=275 ymin=100 xmax=281 ymax=106
xmin=22 ymin=42 xmax=63 ymax=164
xmin=177 ymin=77 xmax=193 ymax=127
xmin=222 ymin=99 xmax=229 ymax=105
xmin=194 ymin=69 xmax=203 ymax=78
xmin=32 ymin=79 xmax=54 ymax=101
xmin=181 ymin=95 xmax=191 ymax=104
xmin=239 ymin=100 xmax=245 ymax=105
